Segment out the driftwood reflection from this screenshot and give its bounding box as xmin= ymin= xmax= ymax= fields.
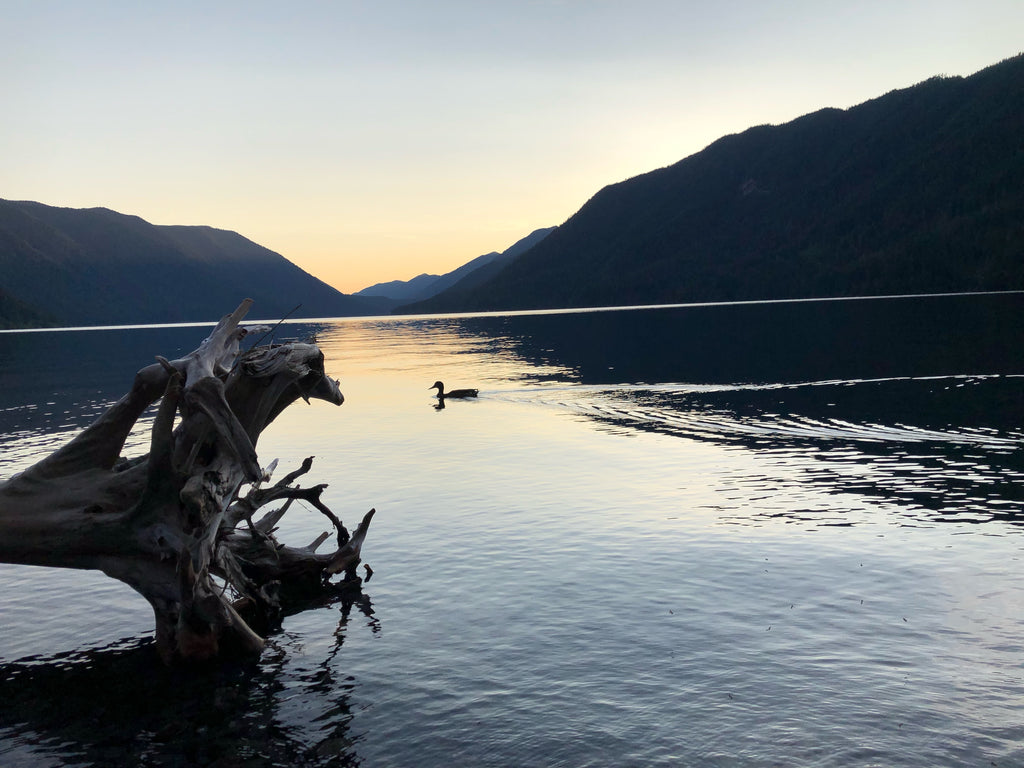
xmin=0 ymin=591 xmax=377 ymax=767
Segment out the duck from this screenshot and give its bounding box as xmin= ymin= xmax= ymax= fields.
xmin=429 ymin=380 xmax=478 ymax=399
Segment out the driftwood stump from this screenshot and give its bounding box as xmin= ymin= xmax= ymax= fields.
xmin=0 ymin=300 xmax=373 ymax=663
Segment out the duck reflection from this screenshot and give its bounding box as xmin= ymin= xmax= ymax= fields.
xmin=430 ymin=380 xmax=479 ymax=410
xmin=429 ymin=381 xmax=478 ymax=399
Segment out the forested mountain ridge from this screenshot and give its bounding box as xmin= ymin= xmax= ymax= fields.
xmin=403 ymin=54 xmax=1024 ymax=313
xmin=0 ymin=200 xmax=383 ymax=327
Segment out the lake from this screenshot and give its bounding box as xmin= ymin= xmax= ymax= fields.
xmin=1 ymin=293 xmax=1023 ymax=767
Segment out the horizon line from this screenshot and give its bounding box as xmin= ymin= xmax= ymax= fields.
xmin=2 ymin=289 xmax=1022 ymax=334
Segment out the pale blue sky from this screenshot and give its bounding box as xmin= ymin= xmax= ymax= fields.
xmin=2 ymin=1 xmax=1021 ymax=292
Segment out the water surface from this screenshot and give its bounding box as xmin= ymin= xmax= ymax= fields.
xmin=1 ymin=294 xmax=1023 ymax=766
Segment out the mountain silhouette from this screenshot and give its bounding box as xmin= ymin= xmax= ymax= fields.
xmin=0 ymin=200 xmax=383 ymax=328
xmin=6 ymin=54 xmax=1022 ymax=327
xmin=399 ymin=54 xmax=1024 ymax=313
xmin=357 ymin=227 xmax=555 ymax=310
xmin=354 ymin=272 xmax=446 ymax=302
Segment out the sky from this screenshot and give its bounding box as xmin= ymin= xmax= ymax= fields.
xmin=2 ymin=1 xmax=1021 ymax=294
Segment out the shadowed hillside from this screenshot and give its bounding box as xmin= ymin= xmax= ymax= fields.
xmin=0 ymin=201 xmax=382 ymax=327
xmin=403 ymin=54 xmax=1024 ymax=314
xmin=358 ymin=226 xmax=555 ymax=311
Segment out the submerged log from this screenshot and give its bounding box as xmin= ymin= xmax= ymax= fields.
xmin=0 ymin=300 xmax=374 ymax=664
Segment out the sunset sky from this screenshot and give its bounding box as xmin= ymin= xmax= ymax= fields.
xmin=3 ymin=1 xmax=1021 ymax=294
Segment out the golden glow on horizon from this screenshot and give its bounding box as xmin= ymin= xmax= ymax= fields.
xmin=3 ymin=2 xmax=1022 ymax=295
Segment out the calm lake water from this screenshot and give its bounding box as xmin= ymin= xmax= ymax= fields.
xmin=1 ymin=293 xmax=1022 ymax=767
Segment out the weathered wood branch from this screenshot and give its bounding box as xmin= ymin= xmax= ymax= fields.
xmin=0 ymin=300 xmax=374 ymax=664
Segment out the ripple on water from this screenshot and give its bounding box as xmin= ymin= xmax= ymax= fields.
xmin=2 ymin=307 xmax=1024 ymax=767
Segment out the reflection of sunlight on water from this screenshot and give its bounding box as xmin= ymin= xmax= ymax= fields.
xmin=4 ymin=303 xmax=1024 ymax=767
xmin=312 ymin=318 xmax=575 ymax=386
xmin=0 ymin=413 xmax=155 ymax=480
xmin=0 ymin=398 xmax=160 ymax=660
xmin=235 ymin=317 xmax=1024 ymax=543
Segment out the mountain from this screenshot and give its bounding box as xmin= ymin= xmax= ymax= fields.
xmin=402 ymin=54 xmax=1024 ymax=314
xmin=354 ymin=272 xmax=445 ymax=302
xmin=0 ymin=286 xmax=57 ymax=329
xmin=397 ymin=227 xmax=556 ymax=313
xmin=357 ymin=227 xmax=556 ymax=311
xmin=0 ymin=200 xmax=383 ymax=328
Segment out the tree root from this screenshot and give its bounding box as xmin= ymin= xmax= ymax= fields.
xmin=0 ymin=300 xmax=374 ymax=664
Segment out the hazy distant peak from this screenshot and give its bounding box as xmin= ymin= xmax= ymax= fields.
xmin=354 ymin=272 xmax=442 ymax=299
xmin=353 ymin=227 xmax=556 ymax=304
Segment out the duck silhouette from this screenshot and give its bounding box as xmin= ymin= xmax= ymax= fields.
xmin=429 ymin=380 xmax=478 ymax=399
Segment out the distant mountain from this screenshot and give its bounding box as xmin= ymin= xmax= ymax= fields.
xmin=402 ymin=54 xmax=1024 ymax=314
xmin=397 ymin=227 xmax=556 ymax=313
xmin=0 ymin=200 xmax=383 ymax=328
xmin=356 ymin=227 xmax=555 ymax=311
xmin=354 ymin=271 xmax=445 ymax=302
